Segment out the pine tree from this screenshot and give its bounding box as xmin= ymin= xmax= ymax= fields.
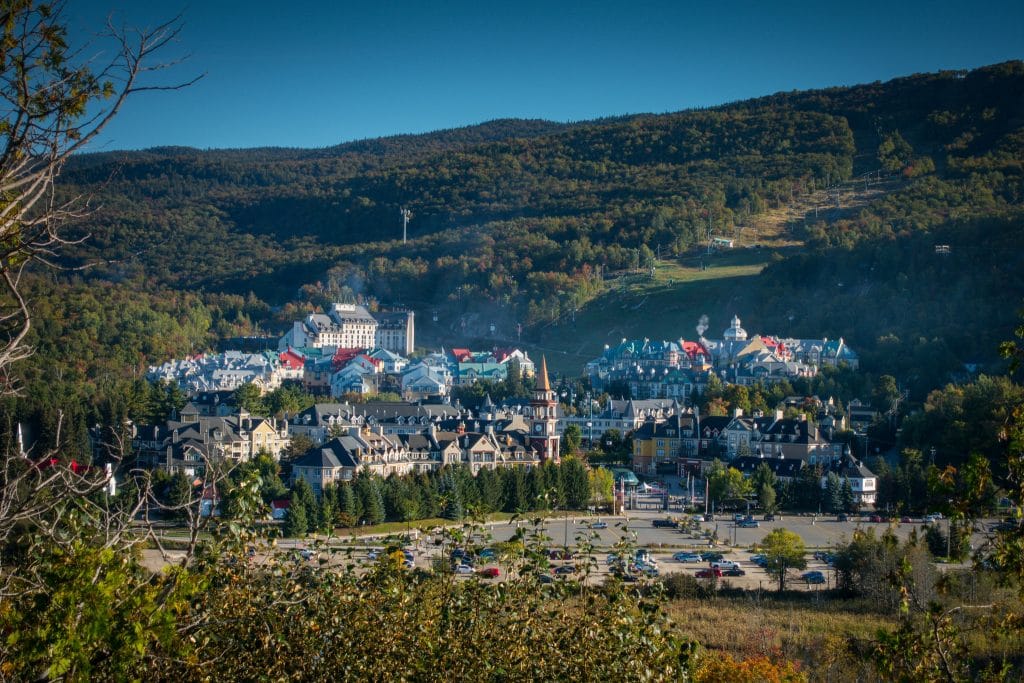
xmin=337 ymin=481 xmax=358 ymax=526
xmin=439 ymin=468 xmax=463 ymax=520
xmin=561 ymin=457 xmax=590 ymax=510
xmin=283 ymin=503 xmax=307 ymax=538
xmin=840 ymin=477 xmax=856 ymax=512
xmin=319 ymin=493 xmax=336 ymax=532
xmin=825 ymin=472 xmax=842 ymax=513
xmin=503 ymin=466 xmax=528 ymax=513
xmin=291 ymin=478 xmax=318 ymax=533
xmin=476 ymin=467 xmax=503 ymax=513
xmin=356 ymin=471 xmax=385 ymax=525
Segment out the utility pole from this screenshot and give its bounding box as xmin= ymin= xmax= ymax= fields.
xmin=400 ymin=207 xmax=412 ymax=244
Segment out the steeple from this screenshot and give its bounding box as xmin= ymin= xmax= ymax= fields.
xmin=529 ymin=355 xmax=560 ymax=462
xmin=538 ymin=355 xmax=551 ymax=392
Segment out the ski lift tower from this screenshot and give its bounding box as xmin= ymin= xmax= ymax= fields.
xmin=400 ymin=207 xmax=412 ymax=244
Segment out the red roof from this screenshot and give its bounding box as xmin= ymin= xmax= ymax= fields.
xmin=271 ymin=499 xmax=291 ymax=510
xmin=279 ymin=348 xmax=305 ymax=370
xmin=450 ymin=348 xmax=472 ymax=362
xmin=760 ymin=336 xmax=789 ymax=358
xmin=331 ymin=347 xmax=364 ymax=371
xmin=681 ymin=340 xmax=709 ymax=359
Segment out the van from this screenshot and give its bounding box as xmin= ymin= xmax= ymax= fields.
xmin=711 ymin=560 xmax=740 ymax=571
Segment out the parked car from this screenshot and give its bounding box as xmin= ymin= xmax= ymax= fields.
xmin=711 ymin=561 xmax=740 ymax=571
xmin=479 ymin=567 xmax=500 ymax=578
xmin=763 ymin=513 xmax=776 ymax=521
xmin=738 ymin=519 xmax=759 ymax=528
xmin=478 ymin=548 xmax=496 ymax=560
xmin=703 ymin=513 xmax=715 ymax=522
xmin=632 ymin=558 xmax=659 ymax=574
xmin=869 ymin=515 xmax=883 ymax=523
xmin=673 ymin=552 xmax=702 ymax=563
xmin=453 ymin=564 xmax=475 ymax=575
xmin=553 ymin=565 xmax=576 ymax=576
xmin=367 ymin=549 xmax=383 ymax=561
xmin=298 ymin=548 xmax=316 ymax=561
xmin=723 ymin=567 xmax=746 ymax=577
xmin=749 ymin=554 xmax=768 ymax=567
xmin=802 ymin=570 xmax=826 ymax=584
xmin=590 ymin=520 xmax=608 ymax=530
xmin=403 ymin=559 xmax=415 ymax=570
xmin=700 ymin=551 xmax=724 ymax=562
xmin=549 ymin=549 xmax=574 ymax=561
xmin=652 ymin=518 xmax=677 ymax=528
xmin=837 ymin=513 xmax=849 ymax=522
xmin=610 ymin=567 xmax=638 ymax=582
xmin=695 ymin=567 xmax=723 ymax=578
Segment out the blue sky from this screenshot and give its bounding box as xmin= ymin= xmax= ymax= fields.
xmin=68 ymin=0 xmax=1023 ymax=151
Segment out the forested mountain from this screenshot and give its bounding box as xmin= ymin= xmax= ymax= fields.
xmin=13 ymin=60 xmax=1024 ymax=451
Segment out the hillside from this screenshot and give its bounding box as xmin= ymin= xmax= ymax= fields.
xmin=19 ymin=60 xmax=1024 ymax=407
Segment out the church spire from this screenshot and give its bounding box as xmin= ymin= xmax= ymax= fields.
xmin=538 ymin=355 xmax=551 ymax=392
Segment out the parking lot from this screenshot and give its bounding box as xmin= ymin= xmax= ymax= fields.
xmin=142 ymin=507 xmax=991 ymax=589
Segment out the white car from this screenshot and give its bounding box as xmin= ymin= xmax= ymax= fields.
xmin=453 ymin=564 xmax=474 ymax=575
xmin=710 ymin=560 xmax=740 ymax=571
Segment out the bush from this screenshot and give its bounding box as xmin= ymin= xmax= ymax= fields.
xmin=662 ymin=572 xmax=713 ymax=599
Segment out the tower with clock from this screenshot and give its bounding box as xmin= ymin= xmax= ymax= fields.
xmin=529 ymin=356 xmax=560 ymax=462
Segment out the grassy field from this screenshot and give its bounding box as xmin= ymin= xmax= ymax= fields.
xmin=531 ymin=248 xmax=789 ymax=377
xmin=665 ymin=595 xmax=889 ymax=681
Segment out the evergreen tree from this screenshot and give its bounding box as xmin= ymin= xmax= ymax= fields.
xmin=825 ymin=472 xmax=843 ymax=513
xmin=382 ymin=474 xmax=405 ymax=522
xmin=415 ymin=472 xmax=439 ymax=518
xmin=503 ymin=466 xmax=528 ymax=513
xmin=561 ymin=457 xmax=590 ymax=510
xmin=526 ymin=465 xmax=547 ymax=509
xmin=476 ymin=467 xmax=503 ymax=513
xmin=356 ymin=471 xmax=385 ymax=525
xmin=795 ymin=465 xmax=824 ymax=511
xmin=337 ymin=481 xmax=358 ymax=526
xmin=291 ymin=478 xmax=318 ymax=533
xmin=440 ymin=469 xmax=464 ymax=521
xmin=759 ymin=481 xmax=777 ymax=512
xmin=840 ymin=478 xmax=856 ymax=513
xmin=166 ymin=472 xmax=194 ymax=519
xmin=318 ymin=492 xmax=336 ymax=532
xmin=283 ymin=503 xmax=307 ymax=538
xmin=562 ymin=424 xmax=582 ymax=456
xmin=543 ymin=460 xmax=564 ymax=508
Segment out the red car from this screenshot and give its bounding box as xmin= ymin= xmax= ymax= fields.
xmin=695 ymin=568 xmax=723 ymax=578
xmin=869 ymin=515 xmax=883 ymax=523
xmin=479 ymin=567 xmax=500 ymax=578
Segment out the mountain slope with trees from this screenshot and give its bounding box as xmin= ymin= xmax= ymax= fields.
xmin=10 ymin=60 xmax=1019 ymax=410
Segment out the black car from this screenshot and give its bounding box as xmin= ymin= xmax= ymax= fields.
xmin=700 ymin=551 xmax=724 ymax=562
xmin=723 ymin=567 xmax=746 ymax=577
xmin=652 ymin=519 xmax=677 ymax=528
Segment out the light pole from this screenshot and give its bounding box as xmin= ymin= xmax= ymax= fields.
xmin=586 ymin=392 xmax=594 ymax=447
